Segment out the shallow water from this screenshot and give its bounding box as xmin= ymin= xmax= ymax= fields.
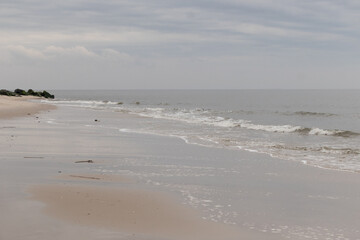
xmin=44 ymin=90 xmax=360 ymax=173
xmin=3 ymin=103 xmax=357 ymax=239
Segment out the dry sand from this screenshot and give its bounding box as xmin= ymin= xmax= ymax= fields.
xmin=0 ymin=95 xmax=55 ymax=119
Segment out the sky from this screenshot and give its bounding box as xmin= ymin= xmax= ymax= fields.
xmin=1 ymin=0 xmax=360 ymax=90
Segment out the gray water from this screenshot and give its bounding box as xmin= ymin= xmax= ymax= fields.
xmin=29 ymin=90 xmax=360 ymax=239
xmin=45 ymin=90 xmax=360 ymax=173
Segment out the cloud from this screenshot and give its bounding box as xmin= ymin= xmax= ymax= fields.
xmin=100 ymin=49 xmax=135 ymax=62
xmin=0 ymin=29 xmax=214 ymax=48
xmin=1 ymin=0 xmax=360 ymax=89
xmin=6 ymin=45 xmax=47 ymax=60
xmin=2 ymin=0 xmax=359 ymax=53
xmin=1 ymin=0 xmax=359 ymax=46
xmin=43 ymin=46 xmax=96 ymax=57
xmin=208 ymin=21 xmax=349 ymax=42
xmin=1 ymin=45 xmax=136 ymax=63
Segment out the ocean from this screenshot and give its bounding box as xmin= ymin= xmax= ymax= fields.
xmin=10 ymin=89 xmax=357 ymax=239
xmin=44 ymin=90 xmax=360 ymax=173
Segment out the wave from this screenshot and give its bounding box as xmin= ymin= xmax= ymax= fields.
xmin=239 ymin=125 xmax=358 ymax=137
xmin=43 ymin=99 xmax=359 ymax=138
xmin=239 ymin=123 xmax=303 ymax=133
xmin=40 ymin=99 xmax=120 ymax=108
xmin=292 ymin=111 xmax=337 ymax=117
xmin=117 ymin=128 xmax=360 ymax=172
xmin=38 ymin=98 xmax=360 ymax=173
xmin=294 ymin=127 xmax=359 ymax=137
xmin=271 ymin=144 xmax=360 ymax=156
xmin=138 ymin=108 xmax=359 ymax=137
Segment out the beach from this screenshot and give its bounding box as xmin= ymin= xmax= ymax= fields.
xmin=0 ymin=96 xmax=260 ymax=240
xmin=1 ymin=92 xmax=360 ymax=240
xmin=0 ymin=96 xmax=56 ymax=119
xmin=1 ymin=0 xmax=359 ymax=238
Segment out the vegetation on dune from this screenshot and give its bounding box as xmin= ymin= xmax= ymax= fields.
xmin=0 ymin=89 xmax=17 ymax=96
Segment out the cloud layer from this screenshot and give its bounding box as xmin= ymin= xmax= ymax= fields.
xmin=1 ymin=0 xmax=359 ymax=89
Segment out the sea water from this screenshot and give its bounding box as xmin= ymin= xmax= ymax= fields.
xmin=35 ymin=90 xmax=360 ymax=239
xmin=44 ymin=90 xmax=360 ymax=173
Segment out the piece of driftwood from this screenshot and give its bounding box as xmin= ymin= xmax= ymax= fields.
xmin=24 ymin=156 xmax=44 ymax=159
xmin=69 ymin=175 xmax=101 ymax=180
xmin=75 ymin=160 xmax=94 ymax=163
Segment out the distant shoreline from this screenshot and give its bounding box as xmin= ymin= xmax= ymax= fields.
xmin=0 ymin=95 xmax=56 ymax=119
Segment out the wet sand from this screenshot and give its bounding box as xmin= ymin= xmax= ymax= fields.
xmin=30 ymin=184 xmax=243 ymax=240
xmin=0 ymin=97 xmax=262 ymax=240
xmin=57 ymin=173 xmax=134 ymax=183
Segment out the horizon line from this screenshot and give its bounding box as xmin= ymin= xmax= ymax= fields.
xmin=45 ymin=88 xmax=360 ymax=91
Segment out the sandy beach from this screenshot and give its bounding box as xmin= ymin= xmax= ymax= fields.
xmin=1 ymin=95 xmax=360 ymax=240
xmin=0 ymin=96 xmax=56 ymax=119
xmin=30 ymin=184 xmax=245 ymax=240
xmin=2 ymin=0 xmax=360 ymax=238
xmin=0 ymin=97 xmax=263 ymax=239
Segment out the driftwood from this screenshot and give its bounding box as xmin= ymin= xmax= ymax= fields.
xmin=69 ymin=175 xmax=101 ymax=180
xmin=75 ymin=160 xmax=94 ymax=163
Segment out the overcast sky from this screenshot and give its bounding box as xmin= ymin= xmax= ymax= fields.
xmin=1 ymin=0 xmax=359 ymax=89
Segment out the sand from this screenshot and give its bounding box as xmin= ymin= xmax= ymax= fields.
xmin=0 ymin=95 xmax=55 ymax=119
xmin=57 ymin=173 xmax=135 ymax=183
xmin=0 ymin=97 xmax=261 ymax=240
xmin=30 ymin=184 xmax=245 ymax=240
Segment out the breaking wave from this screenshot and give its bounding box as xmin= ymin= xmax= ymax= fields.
xmin=40 ymin=97 xmax=360 ymax=173
xmin=294 ymin=128 xmax=359 ymax=137
xmin=290 ymin=111 xmax=337 ymax=117
xmin=136 ymin=107 xmax=358 ymax=137
xmin=234 ymin=124 xmax=358 ymax=137
xmin=42 ymin=99 xmax=359 ymax=138
xmin=271 ymin=144 xmax=360 ymax=156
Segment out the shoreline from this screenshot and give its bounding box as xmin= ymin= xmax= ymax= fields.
xmin=1 ymin=97 xmax=360 ymax=239
xmin=0 ymin=96 xmax=56 ymax=119
xmin=0 ymin=97 xmax=262 ymax=239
